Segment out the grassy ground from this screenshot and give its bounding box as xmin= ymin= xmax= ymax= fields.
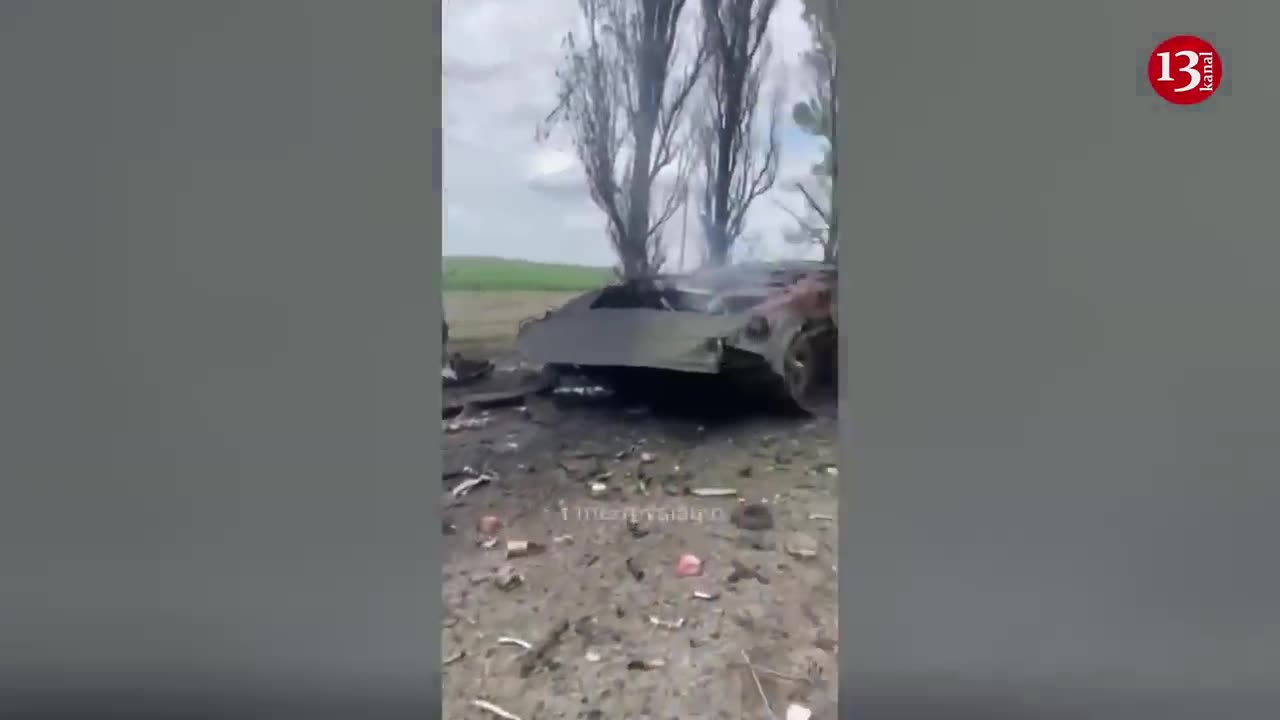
xmin=443 ymin=255 xmax=613 ymax=292
xmin=444 ymin=290 xmax=581 ymax=357
xmin=443 ymin=256 xmax=610 ymax=357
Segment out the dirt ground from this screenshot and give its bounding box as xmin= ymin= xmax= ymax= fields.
xmin=442 ymin=291 xmax=839 ymax=720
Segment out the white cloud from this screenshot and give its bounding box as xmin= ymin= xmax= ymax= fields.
xmin=443 ymin=0 xmax=825 ymax=268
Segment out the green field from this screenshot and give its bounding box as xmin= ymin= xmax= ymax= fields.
xmin=442 ymin=255 xmax=613 ymax=292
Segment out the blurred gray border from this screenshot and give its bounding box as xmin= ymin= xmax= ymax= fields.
xmin=840 ymin=1 xmax=1280 ymax=717
xmin=0 ymin=0 xmax=442 ymax=714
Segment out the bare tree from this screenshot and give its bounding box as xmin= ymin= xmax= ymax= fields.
xmin=538 ymin=0 xmax=708 ymax=278
xmin=780 ymin=174 xmax=836 ymax=262
xmin=695 ymin=0 xmax=781 ymax=267
xmin=786 ymin=0 xmax=837 ymax=262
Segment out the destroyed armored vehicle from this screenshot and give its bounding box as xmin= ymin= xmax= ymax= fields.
xmin=516 ymin=261 xmax=837 ymax=414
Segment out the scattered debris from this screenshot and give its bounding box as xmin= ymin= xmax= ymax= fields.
xmin=476 ymin=515 xmax=503 ymax=535
xmin=497 ymin=636 xmax=533 ymax=651
xmin=739 ymin=529 xmax=773 ymax=551
xmin=517 ymin=619 xmax=571 ymax=678
xmin=443 ymin=353 xmax=495 ymax=386
xmin=493 ymin=566 xmax=523 ymax=591
xmin=749 ymin=663 xmax=811 ymax=683
xmin=728 ymin=560 xmax=769 ymax=585
xmin=584 ymin=649 xmax=602 ymax=663
xmin=505 ymin=540 xmax=545 ymax=558
xmin=551 ymin=534 xmax=574 ymax=545
xmin=626 ymin=518 xmax=649 ymax=538
xmin=639 ymin=452 xmax=656 ymax=464
xmin=731 ymin=501 xmax=775 ymax=531
xmin=786 ymin=703 xmax=813 ymax=720
xmin=444 ymin=416 xmax=492 ymax=433
xmin=692 ymin=590 xmax=720 ymax=601
xmin=443 ymin=649 xmax=465 ymax=666
xmin=626 ymin=658 xmax=667 ymax=671
xmin=689 ymin=487 xmax=737 ymax=498
xmin=625 ymin=557 xmax=645 ymax=581
xmin=647 ymin=615 xmax=685 ymax=630
xmin=808 ymin=513 xmax=834 ymax=522
xmin=784 ymin=532 xmax=819 ymax=559
xmin=588 ymin=481 xmax=610 ymax=498
xmin=450 ymin=471 xmax=494 ymax=498
xmin=471 ymin=699 xmax=523 ymax=720
xmin=443 ymin=521 xmax=457 ymax=535
xmin=479 ymin=537 xmax=500 ymax=550
xmin=825 ymin=465 xmax=839 ymax=477
xmin=553 ymin=385 xmax=611 ymax=398
xmin=742 ymin=650 xmax=775 ymax=718
xmin=674 ymin=553 xmax=703 ymax=577
xmin=558 ymin=456 xmax=603 ymax=479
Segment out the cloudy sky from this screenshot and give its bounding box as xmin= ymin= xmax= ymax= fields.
xmin=443 ymin=0 xmax=825 ymax=269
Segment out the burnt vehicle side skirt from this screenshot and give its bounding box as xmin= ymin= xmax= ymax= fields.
xmin=516 ymin=308 xmax=748 ymax=374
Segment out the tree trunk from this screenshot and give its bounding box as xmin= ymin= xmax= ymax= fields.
xmin=707 ymin=78 xmax=744 ymax=267
xmin=623 ymin=109 xmax=657 ymax=277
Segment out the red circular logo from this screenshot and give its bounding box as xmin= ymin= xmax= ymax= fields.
xmin=1147 ymin=35 xmax=1222 ymax=105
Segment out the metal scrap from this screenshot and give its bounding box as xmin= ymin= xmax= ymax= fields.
xmin=444 ymin=415 xmax=491 ymax=433
xmin=514 ymin=261 xmax=837 ymax=414
xmin=471 ymin=699 xmax=523 ymax=720
xmin=493 ymin=566 xmax=523 ymax=591
xmin=450 ymin=471 xmax=495 ymax=498
xmin=689 ymin=487 xmax=737 ymax=497
xmin=647 ymin=615 xmax=685 ymax=630
xmin=505 ymin=539 xmax=545 ymax=558
xmin=785 ymin=532 xmax=820 ymax=559
xmin=497 ymin=636 xmax=533 ymax=651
